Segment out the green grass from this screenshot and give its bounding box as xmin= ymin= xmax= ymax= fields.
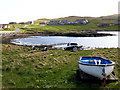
xmin=2 ymin=22 xmax=119 ymax=33
xmin=2 ymin=44 xmax=120 ymax=88
xmin=23 ymin=23 xmax=119 ymax=33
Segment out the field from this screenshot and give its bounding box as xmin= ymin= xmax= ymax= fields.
xmin=2 ymin=44 xmax=120 ymax=88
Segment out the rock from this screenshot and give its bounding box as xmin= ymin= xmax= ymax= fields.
xmin=6 ymin=67 xmax=11 ymax=71
xmin=31 ymin=60 xmax=34 ymax=62
xmin=110 ymin=55 xmax=114 ymax=58
xmin=8 ymin=45 xmax=10 ymax=47
xmin=44 ymin=56 xmax=46 ymax=58
xmin=48 ymin=67 xmax=52 ymax=70
xmin=65 ymin=62 xmax=68 ymax=64
xmin=64 ymin=55 xmax=67 ymax=58
xmin=54 ymin=59 xmax=58 ymax=62
xmin=38 ymin=62 xmax=45 ymax=66
xmin=35 ymin=65 xmax=42 ymax=69
xmin=8 ymin=81 xmax=15 ymax=86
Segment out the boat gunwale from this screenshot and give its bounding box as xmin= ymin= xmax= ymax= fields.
xmin=78 ymin=56 xmax=115 ymax=67
xmin=78 ymin=62 xmax=115 ymax=67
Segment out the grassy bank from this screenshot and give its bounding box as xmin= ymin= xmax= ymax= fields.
xmin=25 ymin=23 xmax=118 ymax=33
xmin=2 ymin=22 xmax=119 ymax=34
xmin=2 ymin=44 xmax=120 ymax=88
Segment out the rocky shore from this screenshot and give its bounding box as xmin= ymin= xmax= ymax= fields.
xmin=53 ymin=32 xmax=114 ymax=37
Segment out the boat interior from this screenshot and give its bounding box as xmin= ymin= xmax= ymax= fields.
xmin=80 ymin=57 xmax=112 ymax=65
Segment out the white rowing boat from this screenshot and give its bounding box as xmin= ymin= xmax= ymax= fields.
xmin=78 ymin=56 xmax=115 ymax=80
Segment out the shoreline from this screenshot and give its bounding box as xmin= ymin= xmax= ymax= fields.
xmin=1 ymin=30 xmax=117 ymax=44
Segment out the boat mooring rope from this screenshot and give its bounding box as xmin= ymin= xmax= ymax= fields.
xmin=102 ymin=64 xmax=107 ymax=87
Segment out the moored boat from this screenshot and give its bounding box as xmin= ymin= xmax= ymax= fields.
xmin=78 ymin=56 xmax=115 ymax=80
xmin=64 ymin=42 xmax=82 ymax=50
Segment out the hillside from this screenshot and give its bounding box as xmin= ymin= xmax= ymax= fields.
xmin=34 ymin=14 xmax=119 ymax=24
xmin=2 ymin=14 xmax=119 ymax=34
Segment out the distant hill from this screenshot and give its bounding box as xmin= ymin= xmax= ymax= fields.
xmin=34 ymin=14 xmax=119 ymax=24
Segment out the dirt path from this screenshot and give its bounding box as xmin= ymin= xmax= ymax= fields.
xmin=0 ymin=31 xmax=16 ymax=34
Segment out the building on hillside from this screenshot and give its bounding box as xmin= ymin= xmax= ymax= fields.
xmin=40 ymin=21 xmax=47 ymax=25
xmin=47 ymin=19 xmax=89 ymax=25
xmin=0 ymin=24 xmax=3 ymax=30
xmin=9 ymin=22 xmax=17 ymax=24
xmin=26 ymin=21 xmax=33 ymax=24
xmin=61 ymin=20 xmax=68 ymax=24
xmin=23 ymin=25 xmax=29 ymax=28
xmin=67 ymin=21 xmax=74 ymax=24
xmin=59 ymin=22 xmax=64 ymax=25
xmin=47 ymin=20 xmax=60 ymax=25
xmin=81 ymin=21 xmax=87 ymax=25
xmin=75 ymin=19 xmax=88 ymax=25
xmin=0 ymin=24 xmax=9 ymax=30
xmin=19 ymin=22 xmax=25 ymax=24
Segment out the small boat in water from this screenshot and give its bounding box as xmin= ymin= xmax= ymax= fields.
xmin=78 ymin=56 xmax=115 ymax=80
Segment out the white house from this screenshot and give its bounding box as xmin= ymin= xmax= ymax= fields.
xmin=68 ymin=21 xmax=74 ymax=24
xmin=0 ymin=24 xmax=2 ymax=30
xmin=61 ymin=20 xmax=68 ymax=24
xmin=0 ymin=24 xmax=9 ymax=30
xmin=75 ymin=19 xmax=88 ymax=24
xmin=26 ymin=21 xmax=34 ymax=24
xmin=40 ymin=21 xmax=47 ymax=26
xmin=9 ymin=22 xmax=17 ymax=24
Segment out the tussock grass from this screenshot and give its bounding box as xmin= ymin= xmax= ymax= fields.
xmin=2 ymin=44 xmax=120 ymax=88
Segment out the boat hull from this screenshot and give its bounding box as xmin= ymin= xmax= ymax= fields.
xmin=78 ymin=63 xmax=114 ymax=80
xmin=65 ymin=46 xmax=82 ymax=50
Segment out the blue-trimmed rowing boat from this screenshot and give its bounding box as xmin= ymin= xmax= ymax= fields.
xmin=78 ymin=56 xmax=115 ymax=80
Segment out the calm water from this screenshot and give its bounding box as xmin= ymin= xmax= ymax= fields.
xmin=11 ymin=31 xmax=119 ymax=48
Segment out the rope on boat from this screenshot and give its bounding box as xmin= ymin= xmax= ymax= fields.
xmin=102 ymin=64 xmax=107 ymax=87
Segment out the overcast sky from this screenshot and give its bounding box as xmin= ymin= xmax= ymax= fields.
xmin=0 ymin=0 xmax=119 ymax=24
